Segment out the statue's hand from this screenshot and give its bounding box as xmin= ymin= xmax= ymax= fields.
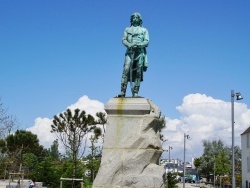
xmin=130 ymin=43 xmax=137 ymax=49
xmin=143 ymin=66 xmax=147 ymax=72
xmin=128 ymin=43 xmax=133 ymax=48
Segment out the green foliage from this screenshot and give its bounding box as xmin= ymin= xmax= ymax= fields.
xmin=0 ymin=130 xmax=45 ymax=170
xmin=51 ymin=108 xmax=98 ymax=178
xmin=23 ymin=153 xmax=38 ymax=170
xmin=31 ymin=158 xmax=88 ymax=188
xmin=198 ymin=138 xmax=241 ymax=184
xmin=193 ymin=157 xmax=202 ymax=170
xmin=0 ymin=157 xmax=7 ymax=178
xmin=234 ymin=145 xmax=242 ymax=174
xmin=33 ymin=156 xmax=84 ymax=188
xmin=5 ymin=130 xmax=43 ymax=155
xmin=96 ymin=112 xmax=107 ymax=134
xmin=199 ymin=139 xmax=228 ymax=178
xmin=32 ymin=158 xmax=60 ymax=187
xmin=86 ymin=134 xmax=102 ymax=182
xmin=93 ymin=127 xmax=102 ymax=140
xmin=214 ymin=149 xmax=231 ymax=175
xmin=0 ymin=139 xmax=7 ymax=153
xmin=60 ymin=160 xmax=84 ymax=188
xmin=51 ymin=109 xmax=98 ymax=156
xmin=83 ymin=181 xmax=92 ymax=188
xmin=85 ymin=155 xmax=101 ymax=183
xmin=50 ymin=139 xmax=60 ymax=160
xmin=166 ymin=172 xmax=178 ymax=188
xmin=158 ymin=116 xmax=166 ymax=132
xmin=215 ymin=175 xmax=242 ymax=187
xmin=158 ymin=116 xmax=167 ymax=146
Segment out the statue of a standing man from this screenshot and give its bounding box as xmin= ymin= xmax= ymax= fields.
xmin=118 ymin=13 xmax=149 ymax=97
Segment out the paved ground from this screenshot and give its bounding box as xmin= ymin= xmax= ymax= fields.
xmin=0 ymin=180 xmax=211 ymax=188
xmin=0 ymin=180 xmax=17 ymax=188
xmin=0 ymin=179 xmax=31 ymax=188
xmin=177 ymin=182 xmax=214 ymax=188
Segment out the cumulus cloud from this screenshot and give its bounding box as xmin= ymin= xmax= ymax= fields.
xmin=27 ymin=95 xmax=105 ymax=154
xmin=27 ymin=93 xmax=250 ymax=162
xmin=162 ymin=93 xmax=250 ymax=162
xmin=27 ymin=117 xmax=56 ymax=150
xmin=67 ymin=95 xmax=105 ymax=117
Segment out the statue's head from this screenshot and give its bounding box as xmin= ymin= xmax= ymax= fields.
xmin=130 ymin=12 xmax=143 ymax=26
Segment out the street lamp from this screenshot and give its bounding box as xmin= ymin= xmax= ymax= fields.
xmin=168 ymin=146 xmax=173 ymax=172
xmin=231 ymin=90 xmax=243 ymax=188
xmin=159 ymin=149 xmax=168 ymax=165
xmin=159 ymin=138 xmax=167 ymax=165
xmin=183 ymin=133 xmax=190 ymax=188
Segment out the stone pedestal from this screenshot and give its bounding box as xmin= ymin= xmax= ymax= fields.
xmin=93 ymin=97 xmax=166 ymax=188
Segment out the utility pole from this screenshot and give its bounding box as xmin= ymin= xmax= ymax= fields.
xmin=183 ymin=133 xmax=190 ymax=188
xmin=176 ymin=158 xmax=179 ymax=176
xmin=168 ymin=146 xmax=173 ymax=171
xmin=231 ymin=90 xmax=243 ymax=188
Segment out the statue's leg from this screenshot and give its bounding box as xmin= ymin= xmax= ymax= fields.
xmin=133 ymin=80 xmax=140 ymax=97
xmin=118 ymin=83 xmax=127 ymax=97
xmin=118 ymin=56 xmax=130 ymax=97
xmin=133 ymin=64 xmax=142 ymax=97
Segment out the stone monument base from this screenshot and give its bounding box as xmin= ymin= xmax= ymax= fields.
xmin=93 ymin=98 xmax=166 ymax=188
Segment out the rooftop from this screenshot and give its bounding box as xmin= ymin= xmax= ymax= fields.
xmin=241 ymin=126 xmax=250 ymax=135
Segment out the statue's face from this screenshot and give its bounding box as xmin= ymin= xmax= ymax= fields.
xmin=131 ymin=14 xmax=141 ymax=26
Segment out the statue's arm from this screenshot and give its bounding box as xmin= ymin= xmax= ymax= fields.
xmin=139 ymin=28 xmax=149 ymax=48
xmin=122 ymin=28 xmax=131 ymax=48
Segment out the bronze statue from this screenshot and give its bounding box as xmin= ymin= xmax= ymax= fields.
xmin=118 ymin=13 xmax=149 ymax=97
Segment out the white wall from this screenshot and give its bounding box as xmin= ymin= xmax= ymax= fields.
xmin=241 ymin=132 xmax=250 ymax=188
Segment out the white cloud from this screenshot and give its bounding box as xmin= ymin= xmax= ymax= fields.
xmin=162 ymin=93 xmax=250 ymax=162
xmin=27 ymin=93 xmax=250 ymax=163
xmin=27 ymin=95 xmax=105 ymax=154
xmin=26 ymin=117 xmax=56 ymax=150
xmin=67 ymin=95 xmax=105 ymax=117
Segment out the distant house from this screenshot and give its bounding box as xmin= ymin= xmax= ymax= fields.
xmin=161 ymin=159 xmax=194 ymax=174
xmin=241 ymin=126 xmax=250 ymax=188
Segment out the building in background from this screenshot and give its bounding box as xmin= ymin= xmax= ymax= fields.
xmin=241 ymin=126 xmax=250 ymax=188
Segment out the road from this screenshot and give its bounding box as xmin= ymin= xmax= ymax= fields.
xmin=0 ymin=179 xmax=31 ymax=188
xmin=177 ymin=182 xmax=213 ymax=188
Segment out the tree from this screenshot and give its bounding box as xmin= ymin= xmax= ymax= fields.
xmin=5 ymin=130 xmax=44 ymax=155
xmin=193 ymin=157 xmax=202 ymax=170
xmin=166 ymin=172 xmax=178 ymax=188
xmin=199 ymin=139 xmax=231 ymax=180
xmin=88 ymin=129 xmax=102 ymax=182
xmin=0 ymin=99 xmax=18 ymax=139
xmin=96 ymin=112 xmax=107 ymax=144
xmin=233 ymin=145 xmax=241 ymax=174
xmin=194 ymin=157 xmax=202 ymax=178
xmin=50 ymin=139 xmax=60 ymax=161
xmin=33 ymin=157 xmax=61 ymax=188
xmin=0 ymin=130 xmax=46 ymax=180
xmin=158 ymin=116 xmax=167 ymax=163
xmin=96 ymin=112 xmax=107 ymax=134
xmin=0 ymin=99 xmax=8 ymax=130
xmin=214 ymin=149 xmax=231 ymax=176
xmin=0 ymin=130 xmax=44 ymax=167
xmin=51 ymin=108 xmax=100 ymax=185
xmin=23 ymin=153 xmax=38 ymax=172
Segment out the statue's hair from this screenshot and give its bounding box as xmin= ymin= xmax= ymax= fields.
xmin=130 ymin=12 xmax=143 ymax=26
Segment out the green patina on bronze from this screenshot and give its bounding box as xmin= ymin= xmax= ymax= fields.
xmin=118 ymin=13 xmax=149 ymax=98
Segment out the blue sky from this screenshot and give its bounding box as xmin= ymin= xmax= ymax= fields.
xmin=1 ymin=1 xmax=250 ymax=161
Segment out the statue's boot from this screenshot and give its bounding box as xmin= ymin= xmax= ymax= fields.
xmin=133 ymin=86 xmax=140 ymax=97
xmin=118 ymin=83 xmax=127 ymax=97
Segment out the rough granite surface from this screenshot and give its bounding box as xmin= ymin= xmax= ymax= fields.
xmin=93 ymin=98 xmax=166 ymax=188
